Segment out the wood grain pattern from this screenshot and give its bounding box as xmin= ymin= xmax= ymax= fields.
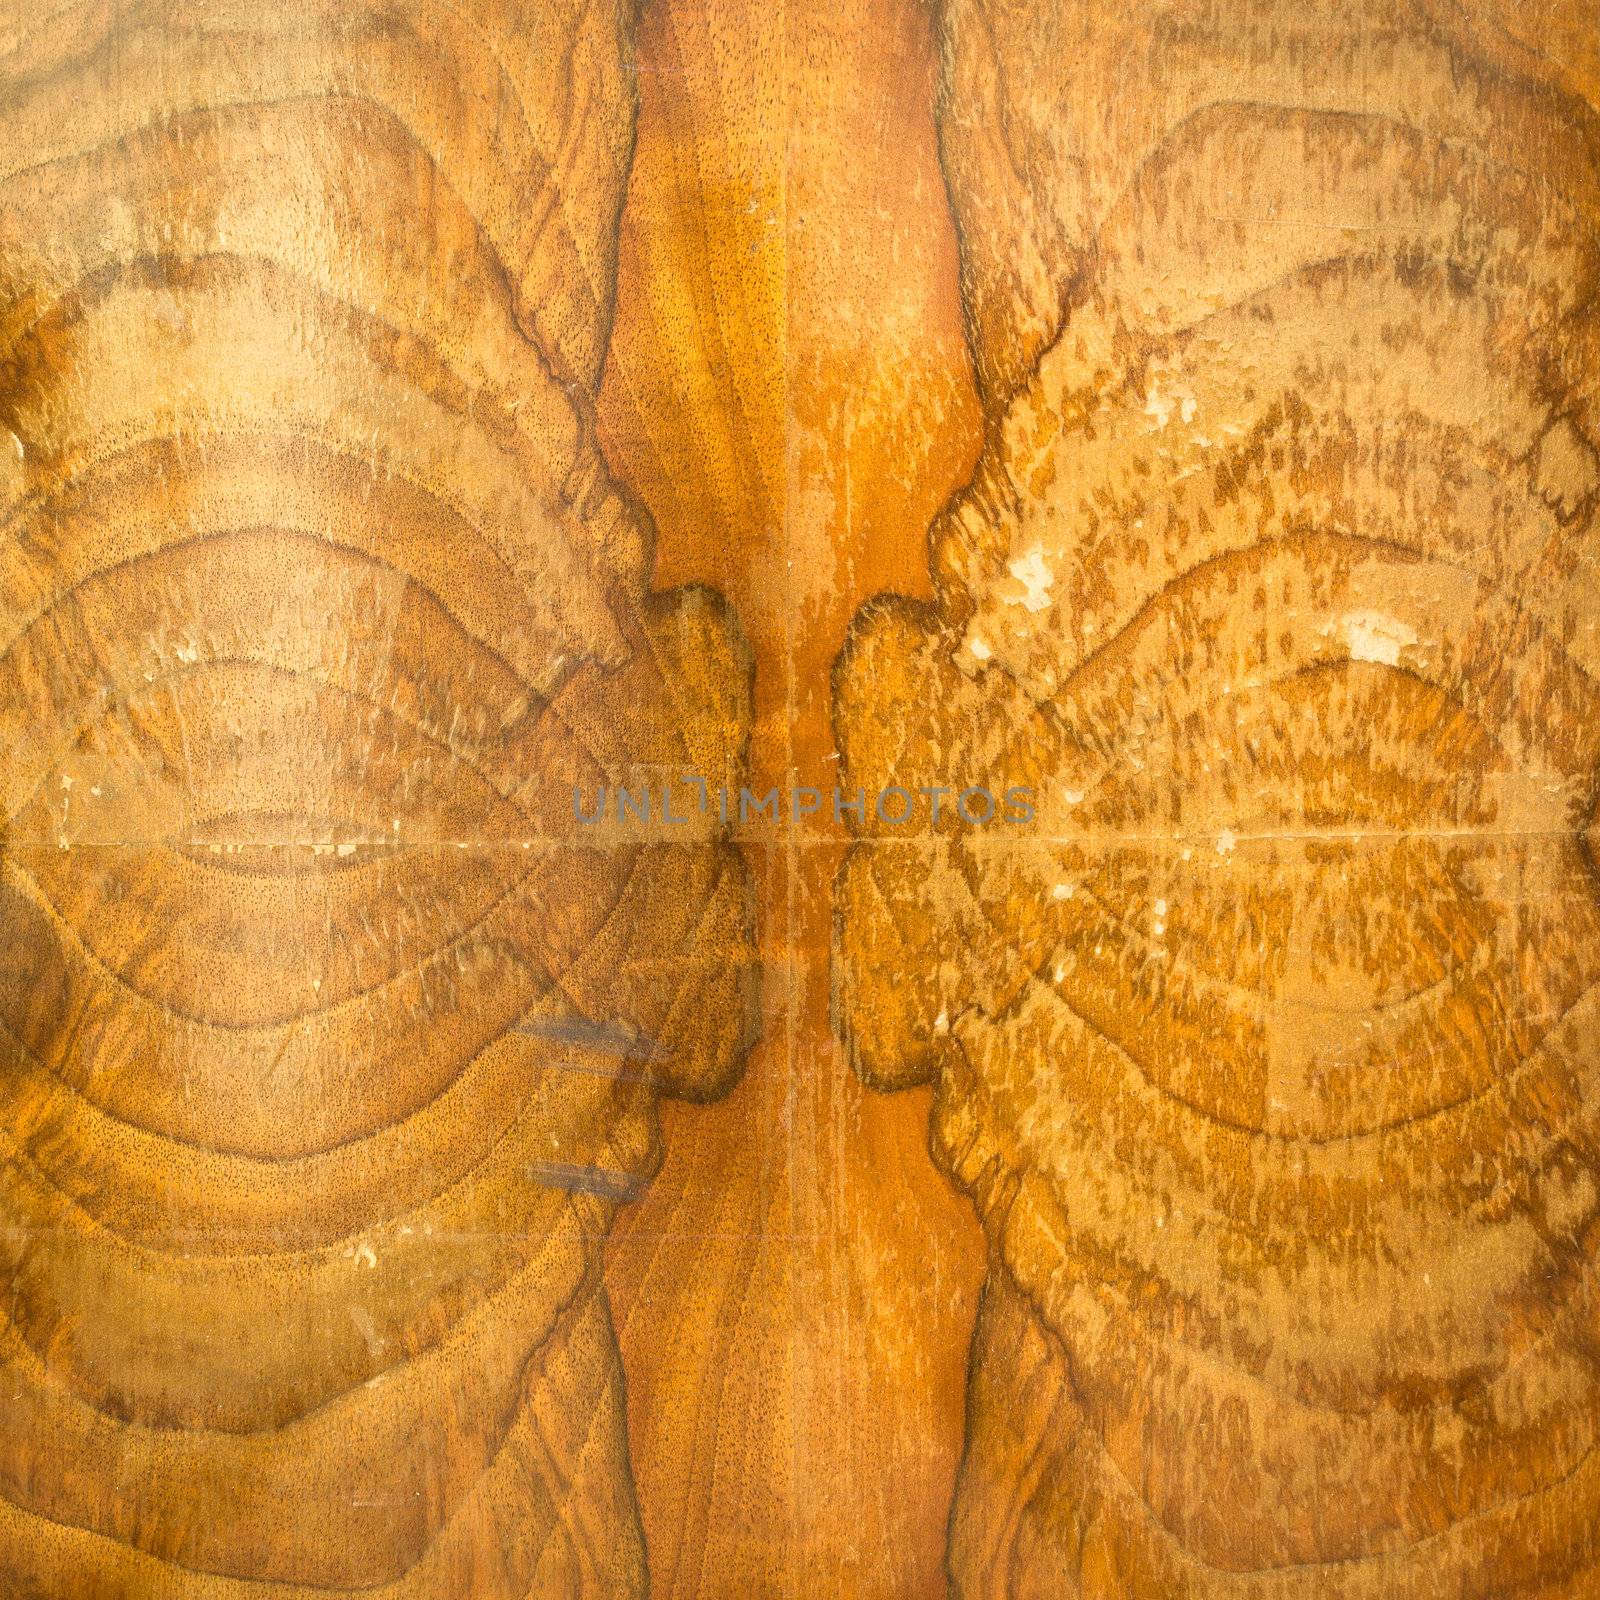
xmin=8 ymin=0 xmax=1600 ymax=1594
xmin=596 ymin=2 xmax=988 ymax=1592
xmin=834 ymin=0 xmax=1600 ymax=1594
xmin=0 ymin=3 xmax=754 ymax=1594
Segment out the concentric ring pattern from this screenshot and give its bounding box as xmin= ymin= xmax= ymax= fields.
xmin=0 ymin=3 xmax=754 ymax=1595
xmin=834 ymin=1 xmax=1600 ymax=1594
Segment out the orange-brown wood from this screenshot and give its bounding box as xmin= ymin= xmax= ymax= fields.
xmin=6 ymin=0 xmax=1600 ymax=1595
xmin=0 ymin=3 xmax=755 ymax=1593
xmin=834 ymin=2 xmax=1600 ymax=1595
xmin=596 ymin=2 xmax=988 ymax=1593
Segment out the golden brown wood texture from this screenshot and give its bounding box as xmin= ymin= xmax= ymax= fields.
xmin=8 ymin=0 xmax=1600 ymax=1595
xmin=0 ymin=3 xmax=754 ymax=1594
xmin=596 ymin=2 xmax=988 ymax=1593
xmin=834 ymin=0 xmax=1600 ymax=1596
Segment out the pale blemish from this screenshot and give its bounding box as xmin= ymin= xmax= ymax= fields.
xmin=349 ymin=1305 xmax=383 ymax=1361
xmin=1333 ymin=609 xmax=1417 ymax=667
xmin=1006 ymin=546 xmax=1055 ymax=612
xmin=1143 ymin=377 xmax=1198 ymax=429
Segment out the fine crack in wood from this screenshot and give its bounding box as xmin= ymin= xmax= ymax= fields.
xmin=0 ymin=3 xmax=755 ymax=1595
xmin=834 ymin=1 xmax=1600 ymax=1594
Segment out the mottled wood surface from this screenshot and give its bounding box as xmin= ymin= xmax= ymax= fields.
xmin=0 ymin=4 xmax=753 ymax=1594
xmin=4 ymin=0 xmax=1600 ymax=1596
xmin=835 ymin=0 xmax=1600 ymax=1595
